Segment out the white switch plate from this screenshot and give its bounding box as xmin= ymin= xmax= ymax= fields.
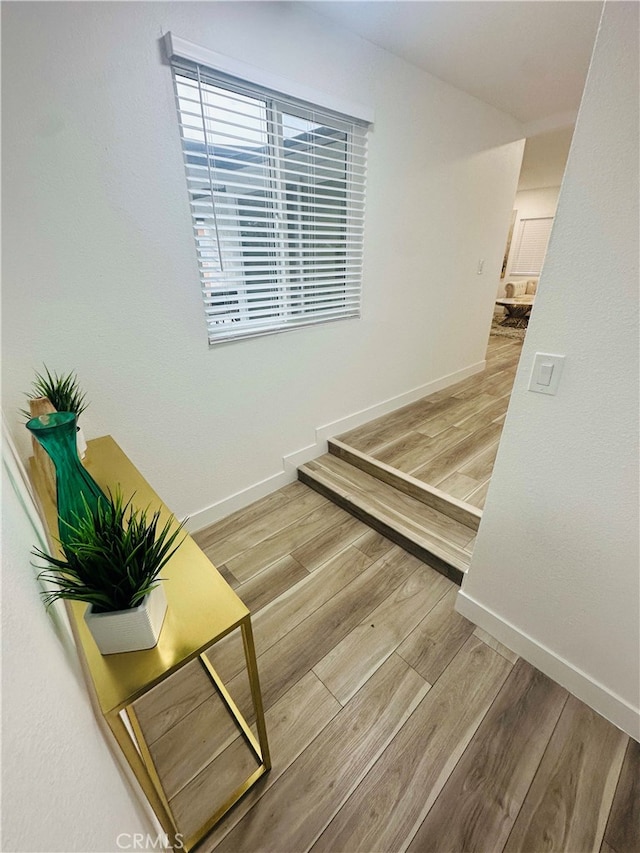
xmin=529 ymin=353 xmax=565 ymax=395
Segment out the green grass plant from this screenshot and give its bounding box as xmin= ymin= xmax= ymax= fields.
xmin=23 ymin=366 xmax=88 ymax=420
xmin=34 ymin=490 xmax=187 ymax=613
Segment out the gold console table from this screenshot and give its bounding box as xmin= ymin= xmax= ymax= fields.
xmin=30 ymin=436 xmax=271 ymax=851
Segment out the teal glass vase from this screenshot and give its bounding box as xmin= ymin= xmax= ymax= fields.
xmin=26 ymin=411 xmax=107 ymax=548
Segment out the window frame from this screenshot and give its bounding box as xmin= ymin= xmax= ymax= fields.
xmin=166 ymin=35 xmax=371 ymax=346
xmin=510 ymin=216 xmax=554 ymax=277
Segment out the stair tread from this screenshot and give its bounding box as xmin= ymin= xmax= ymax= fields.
xmin=308 ymin=454 xmax=475 ymax=546
xmin=328 ymin=438 xmax=481 ymax=531
xmin=299 ymin=454 xmax=473 ymax=574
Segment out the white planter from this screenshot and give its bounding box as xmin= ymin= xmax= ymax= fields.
xmin=76 ymin=424 xmax=87 ymax=459
xmin=84 ymin=584 xmax=167 ymax=655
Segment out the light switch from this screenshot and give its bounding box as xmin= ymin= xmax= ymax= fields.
xmin=529 ymin=353 xmax=565 ymax=396
xmin=538 ymin=362 xmax=554 ymax=386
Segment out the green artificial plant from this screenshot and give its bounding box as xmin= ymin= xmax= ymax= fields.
xmin=34 ymin=490 xmax=187 ymax=613
xmin=23 ymin=366 xmax=88 ymax=420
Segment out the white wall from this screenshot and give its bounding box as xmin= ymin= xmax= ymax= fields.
xmin=458 ymin=1 xmax=640 ymax=739
xmin=1 ymin=1 xmax=524 ymax=529
xmin=517 ymin=126 xmax=574 ymax=192
xmin=1 ymin=444 xmax=160 ymax=852
xmin=498 ymin=186 xmax=560 ymax=296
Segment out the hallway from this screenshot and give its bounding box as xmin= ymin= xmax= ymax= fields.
xmin=129 ymin=476 xmax=638 ymax=852
xmin=297 ymin=335 xmax=523 ymax=581
xmin=338 ymin=336 xmax=523 ymax=510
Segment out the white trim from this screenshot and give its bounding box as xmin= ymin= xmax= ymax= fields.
xmin=455 ymin=589 xmax=640 ymax=740
xmin=185 ymin=469 xmax=293 ymax=534
xmin=164 ymin=32 xmax=375 ymax=124
xmin=188 ymin=359 xmax=486 ymax=531
xmin=291 ymin=358 xmax=487 ymax=472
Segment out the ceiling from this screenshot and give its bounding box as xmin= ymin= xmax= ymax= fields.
xmin=305 ymin=1 xmax=602 ymax=128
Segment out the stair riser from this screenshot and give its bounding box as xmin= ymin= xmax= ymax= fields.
xmin=298 ymin=468 xmax=464 ymax=586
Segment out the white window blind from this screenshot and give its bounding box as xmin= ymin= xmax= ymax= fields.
xmin=510 ymin=217 xmax=554 ymax=276
xmin=170 ymin=56 xmax=370 ymax=345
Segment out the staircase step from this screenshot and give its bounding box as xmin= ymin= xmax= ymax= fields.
xmin=328 ymin=438 xmax=482 ymax=532
xmin=298 ymin=454 xmax=474 ymax=584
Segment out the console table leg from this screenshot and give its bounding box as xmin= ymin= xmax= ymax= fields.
xmin=106 ymin=709 xmax=180 ymax=847
xmin=241 ymin=616 xmax=272 ymax=770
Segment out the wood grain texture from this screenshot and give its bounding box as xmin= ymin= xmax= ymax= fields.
xmin=604 ymin=738 xmax=640 ymax=853
xmin=291 ymin=511 xmax=369 ymax=571
xmin=132 ymin=463 xmax=631 ymax=853
xmin=312 ymin=636 xmax=514 ymax=853
xmin=234 ymin=554 xmax=309 ymax=614
xmin=447 ymin=374 xmax=512 ymax=403
xmin=311 ymin=453 xmax=476 ymax=547
xmin=329 ymin=438 xmax=482 ymax=530
xmin=174 ymin=671 xmax=341 ymax=847
xmin=436 ymin=471 xmax=481 ymax=501
xmin=299 ymin=454 xmax=475 ymax=581
xmin=397 ymin=586 xmax=476 ymax=683
xmin=213 ymin=563 xmax=241 ymax=590
xmin=371 ymin=428 xmax=436 ymax=468
xmin=313 ymin=566 xmax=451 ymax=703
xmin=192 ymin=489 xmax=292 ymax=551
xmin=467 ymin=363 xmax=512 ymax=390
xmin=338 ymin=399 xmax=435 ymax=455
xmin=198 ymin=487 xmax=326 ymax=567
xmin=221 ymin=548 xmax=425 ymax=720
xmin=277 ymin=479 xmax=321 ymax=501
xmin=376 ymin=427 xmax=467 ymax=471
xmin=456 ymin=439 xmax=500 ymax=483
xmin=298 ymin=459 xmax=470 ymax=581
xmin=412 ymin=421 xmax=504 ymax=486
xmin=352 ymin=528 xmax=396 ymax=561
xmin=407 ymin=659 xmax=568 ymax=853
xmin=504 ymin=694 xmax=629 ymax=853
xmin=417 ymin=392 xmax=497 ymax=438
xmin=452 ymin=368 xmax=517 ymax=403
xmin=380 ymin=425 xmax=470 ymax=473
xmin=132 ymin=658 xmax=214 ymax=745
xmin=148 ymin=685 xmax=247 ymax=799
xmin=482 ymin=371 xmax=520 ymax=397
xmin=454 ymin=392 xmax=510 ymax=428
xmin=329 ymin=336 xmax=522 ymax=542
xmin=248 ymin=545 xmax=372 ymax=645
xmin=225 ymin=500 xmax=346 ymax=582
xmin=473 ymin=626 xmax=519 ymax=663
xmin=213 ymin=654 xmax=430 ymax=853
xmin=205 ymin=545 xmax=374 ymax=686
xmin=466 ymin=479 xmax=491 ymax=509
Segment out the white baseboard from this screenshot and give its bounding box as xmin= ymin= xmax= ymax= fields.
xmin=456 ymin=589 xmax=640 ymax=741
xmin=189 ymin=360 xmax=486 ymax=533
xmin=186 ymin=469 xmax=293 ymax=532
xmin=283 ymin=359 xmax=486 ymax=475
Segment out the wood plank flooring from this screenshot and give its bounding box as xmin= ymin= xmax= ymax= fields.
xmin=299 ymin=336 xmax=522 ymax=580
xmin=299 ymin=452 xmax=474 ymax=580
xmin=337 ymin=336 xmax=524 ymax=508
xmin=131 ymin=481 xmax=636 ymax=853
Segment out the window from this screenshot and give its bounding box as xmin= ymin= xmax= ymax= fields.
xmin=170 ymin=50 xmax=370 ymax=345
xmin=510 ymin=217 xmax=554 ymax=276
